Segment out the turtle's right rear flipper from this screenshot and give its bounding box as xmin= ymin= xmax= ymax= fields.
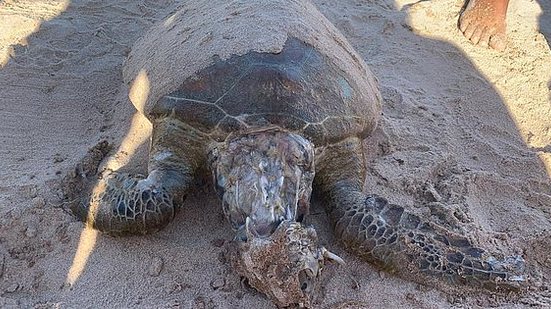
xmin=330 ymin=191 xmax=526 ymax=289
xmin=62 ymin=118 xmax=205 ymax=236
xmin=315 ymin=137 xmax=525 ymax=290
xmin=61 ymin=140 xmax=176 ymax=236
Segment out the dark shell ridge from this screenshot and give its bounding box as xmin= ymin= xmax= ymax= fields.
xmin=151 ymin=37 xmax=379 ymax=145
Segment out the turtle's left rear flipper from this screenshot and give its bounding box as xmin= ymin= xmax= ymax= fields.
xmin=331 ymin=192 xmax=525 ymax=288
xmin=315 ymin=137 xmax=525 ymax=289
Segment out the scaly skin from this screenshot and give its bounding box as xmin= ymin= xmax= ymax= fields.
xmin=227 ymin=220 xmax=325 ymax=308
xmin=210 ymin=129 xmax=315 ymax=236
xmin=70 ymin=171 xmax=175 ymax=235
xmin=211 ymin=129 xmax=327 ymax=306
xmin=68 ymin=117 xmax=206 ymax=236
xmin=316 ymin=137 xmax=525 ymax=289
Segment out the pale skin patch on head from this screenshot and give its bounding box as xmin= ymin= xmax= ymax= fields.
xmin=212 ymin=130 xmax=347 ymax=306
xmin=212 ymin=129 xmax=315 ymax=234
xmin=228 ymin=220 xmax=344 ymax=307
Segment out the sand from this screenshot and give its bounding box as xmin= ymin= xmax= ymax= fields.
xmin=0 ymin=0 xmax=550 ymax=308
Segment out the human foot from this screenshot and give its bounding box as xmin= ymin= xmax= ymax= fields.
xmin=459 ymin=0 xmax=510 ymax=51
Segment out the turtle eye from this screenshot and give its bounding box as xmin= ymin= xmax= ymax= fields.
xmin=298 ymin=269 xmax=315 ymax=293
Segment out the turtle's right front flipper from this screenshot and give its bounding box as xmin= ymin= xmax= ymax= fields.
xmin=66 ymin=118 xmax=206 ymax=236
xmin=316 ymin=137 xmax=525 ymax=289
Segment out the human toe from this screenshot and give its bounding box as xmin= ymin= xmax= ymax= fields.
xmin=463 ymin=24 xmax=477 ymax=41
xmin=459 ymin=16 xmax=470 ymax=33
xmin=478 ymin=28 xmax=492 ymax=48
xmin=489 ymin=33 xmax=507 ymax=51
xmin=470 ymin=27 xmax=484 ymax=45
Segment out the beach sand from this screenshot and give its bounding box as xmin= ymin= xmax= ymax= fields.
xmin=0 ymin=0 xmax=550 ymax=308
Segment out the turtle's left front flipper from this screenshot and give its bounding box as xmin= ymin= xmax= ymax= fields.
xmin=315 ymin=137 xmax=525 ymax=289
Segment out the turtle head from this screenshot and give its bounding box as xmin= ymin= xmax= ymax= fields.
xmin=210 ymin=129 xmax=343 ymax=306
xmin=211 ymin=128 xmax=316 ymax=233
xmin=227 ymin=220 xmax=343 ymax=307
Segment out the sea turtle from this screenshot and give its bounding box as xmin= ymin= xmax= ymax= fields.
xmin=66 ymin=0 xmax=525 ymax=307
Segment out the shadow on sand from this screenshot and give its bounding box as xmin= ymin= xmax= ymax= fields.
xmin=0 ymin=0 xmax=549 ymax=307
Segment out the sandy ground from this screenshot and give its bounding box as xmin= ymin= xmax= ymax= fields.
xmin=0 ymin=0 xmax=550 ymax=308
